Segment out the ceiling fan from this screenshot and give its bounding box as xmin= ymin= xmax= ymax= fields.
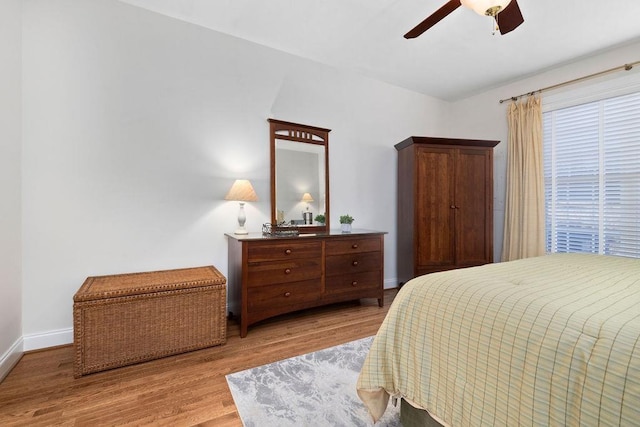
xmin=404 ymin=0 xmax=524 ymax=39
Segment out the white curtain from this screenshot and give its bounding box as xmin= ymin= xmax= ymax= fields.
xmin=502 ymin=95 xmax=546 ymax=261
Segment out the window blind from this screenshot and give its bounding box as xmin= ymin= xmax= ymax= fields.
xmin=544 ymin=91 xmax=640 ymax=258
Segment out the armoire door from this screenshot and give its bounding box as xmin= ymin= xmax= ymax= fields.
xmin=455 ymin=148 xmax=493 ymax=266
xmin=415 ymin=146 xmax=455 ymax=272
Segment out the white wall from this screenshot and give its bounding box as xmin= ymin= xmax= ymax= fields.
xmin=447 ymin=39 xmax=640 ymax=261
xmin=0 ymin=0 xmax=24 ymax=380
xmin=20 ymin=0 xmax=446 ymax=349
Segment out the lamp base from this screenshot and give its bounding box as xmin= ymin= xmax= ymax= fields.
xmin=234 ymin=227 xmax=249 ymax=235
xmin=234 ymin=202 xmax=249 ymax=235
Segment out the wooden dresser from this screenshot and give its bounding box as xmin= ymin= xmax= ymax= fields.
xmin=226 ymin=230 xmax=385 ymax=337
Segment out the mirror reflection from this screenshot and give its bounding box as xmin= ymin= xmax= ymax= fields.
xmin=269 ymin=119 xmax=331 ymax=232
xmin=275 ymin=140 xmax=326 ymax=226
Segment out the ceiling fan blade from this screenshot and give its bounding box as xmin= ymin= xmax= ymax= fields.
xmin=404 ymin=0 xmax=461 ymax=39
xmin=495 ymin=0 xmax=524 ymax=35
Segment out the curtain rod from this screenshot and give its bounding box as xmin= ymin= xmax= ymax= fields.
xmin=498 ymin=60 xmax=640 ymax=104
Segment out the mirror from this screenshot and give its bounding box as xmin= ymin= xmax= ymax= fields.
xmin=269 ymin=119 xmax=331 ymax=233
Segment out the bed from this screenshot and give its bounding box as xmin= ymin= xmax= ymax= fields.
xmin=357 ymin=253 xmax=640 ymax=426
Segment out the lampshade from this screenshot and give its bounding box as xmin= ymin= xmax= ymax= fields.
xmin=460 ymin=0 xmax=512 ymax=16
xmin=225 ymin=179 xmax=258 ymax=202
xmin=301 ymin=192 xmax=314 ymax=203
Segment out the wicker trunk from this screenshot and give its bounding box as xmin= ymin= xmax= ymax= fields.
xmin=73 ymin=266 xmax=226 ymax=377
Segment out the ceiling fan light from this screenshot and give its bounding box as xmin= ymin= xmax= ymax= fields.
xmin=460 ymin=0 xmax=512 ymax=16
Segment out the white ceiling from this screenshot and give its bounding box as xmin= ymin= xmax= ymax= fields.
xmin=120 ymin=0 xmax=640 ymax=101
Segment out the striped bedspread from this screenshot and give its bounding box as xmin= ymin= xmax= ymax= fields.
xmin=357 ymin=254 xmax=640 ymax=426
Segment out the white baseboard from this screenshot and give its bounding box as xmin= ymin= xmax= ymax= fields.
xmin=13 ymin=282 xmax=398 ymax=357
xmin=0 ymin=337 xmax=24 ymax=383
xmin=384 ymin=278 xmax=399 ymax=289
xmin=23 ymin=328 xmax=73 ymax=352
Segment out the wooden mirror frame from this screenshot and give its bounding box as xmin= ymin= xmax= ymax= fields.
xmin=269 ymin=118 xmax=331 ymax=233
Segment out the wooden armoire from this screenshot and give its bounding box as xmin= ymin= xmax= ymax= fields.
xmin=395 ymin=136 xmax=499 ymax=285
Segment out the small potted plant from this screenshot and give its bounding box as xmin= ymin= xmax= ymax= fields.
xmin=314 ymin=214 xmax=326 ymax=225
xmin=339 ymin=214 xmax=354 ymax=233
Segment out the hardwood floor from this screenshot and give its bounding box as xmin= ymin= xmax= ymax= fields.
xmin=0 ymin=289 xmax=397 ymax=426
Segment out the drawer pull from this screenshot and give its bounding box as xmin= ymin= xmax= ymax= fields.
xmin=352 ymin=243 xmax=359 ymax=249
xmin=284 ymin=268 xmax=292 ymax=274
xmin=352 ymin=260 xmax=359 ymax=266
xmin=351 ymin=281 xmax=358 ymax=287
xmin=285 ymin=249 xmax=292 ymax=255
xmin=284 ymin=292 xmax=291 ymax=297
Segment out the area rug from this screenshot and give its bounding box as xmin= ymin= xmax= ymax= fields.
xmin=226 ymin=336 xmax=400 ymax=427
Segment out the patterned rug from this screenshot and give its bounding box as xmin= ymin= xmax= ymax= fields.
xmin=226 ymin=336 xmax=400 ymax=427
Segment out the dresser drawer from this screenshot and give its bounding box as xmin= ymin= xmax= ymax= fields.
xmin=325 ymin=251 xmax=382 ymax=276
xmin=248 ymin=241 xmax=321 ymax=262
xmin=247 ymin=259 xmax=321 ymax=287
xmin=325 ymin=271 xmax=381 ymax=294
xmin=325 ymin=237 xmax=381 ymax=255
xmin=247 ymin=280 xmax=322 ymax=312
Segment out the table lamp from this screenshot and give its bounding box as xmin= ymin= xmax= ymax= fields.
xmin=225 ymin=179 xmax=258 ymax=234
xmin=301 ymin=192 xmax=314 ymax=224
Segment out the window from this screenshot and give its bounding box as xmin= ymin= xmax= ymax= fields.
xmin=543 ymin=90 xmax=640 ymax=258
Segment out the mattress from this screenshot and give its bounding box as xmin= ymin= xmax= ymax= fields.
xmin=357 ymin=254 xmax=640 ymax=426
